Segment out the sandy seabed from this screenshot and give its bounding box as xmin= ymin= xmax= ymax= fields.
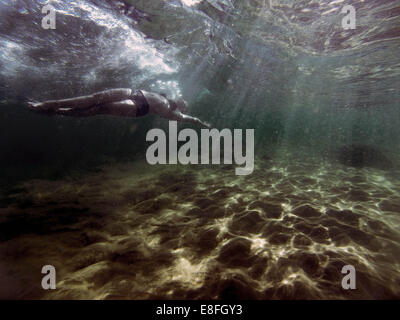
xmin=1 ymin=155 xmax=400 ymax=299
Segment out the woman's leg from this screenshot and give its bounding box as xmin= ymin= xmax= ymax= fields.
xmin=29 ymin=88 xmax=132 ymax=112
xmin=54 ymin=100 xmax=138 ymax=118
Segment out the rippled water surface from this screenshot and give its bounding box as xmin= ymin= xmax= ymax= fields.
xmin=0 ymin=0 xmax=400 ymax=299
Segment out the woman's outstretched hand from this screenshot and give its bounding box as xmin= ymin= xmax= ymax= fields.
xmin=202 ymin=121 xmax=212 ymax=129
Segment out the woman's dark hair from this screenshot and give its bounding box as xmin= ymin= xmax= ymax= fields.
xmin=168 ymin=99 xmax=178 ymax=111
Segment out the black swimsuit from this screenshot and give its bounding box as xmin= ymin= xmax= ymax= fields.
xmin=131 ymin=90 xmax=150 ymax=117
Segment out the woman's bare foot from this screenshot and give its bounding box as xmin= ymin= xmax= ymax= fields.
xmin=28 ymin=101 xmax=56 ymax=114
xmin=28 ymin=101 xmax=44 ymax=110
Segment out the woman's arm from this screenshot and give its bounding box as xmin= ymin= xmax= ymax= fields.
xmin=169 ymin=111 xmax=211 ymax=128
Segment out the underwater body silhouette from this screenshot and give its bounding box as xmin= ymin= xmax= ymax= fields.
xmin=28 ymin=88 xmax=211 ymax=128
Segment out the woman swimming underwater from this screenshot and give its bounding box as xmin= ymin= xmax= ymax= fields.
xmin=28 ymin=88 xmax=211 ymax=128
